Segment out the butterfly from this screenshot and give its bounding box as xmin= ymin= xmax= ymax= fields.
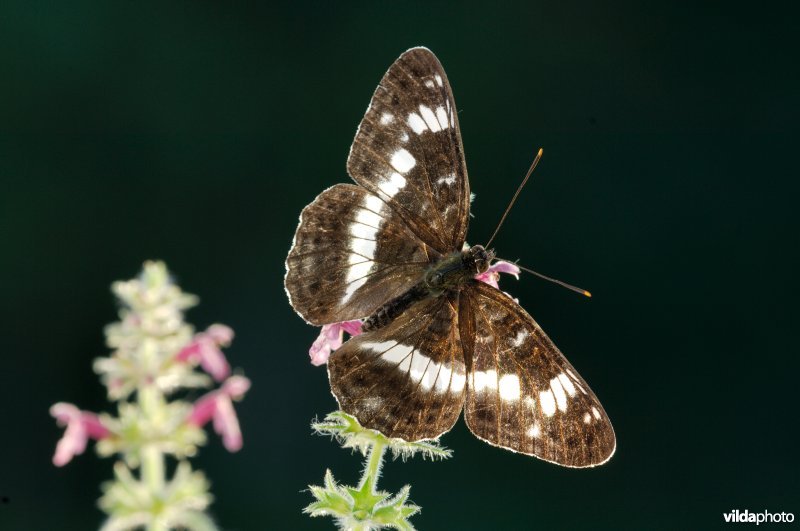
xmin=285 ymin=47 xmax=615 ymax=467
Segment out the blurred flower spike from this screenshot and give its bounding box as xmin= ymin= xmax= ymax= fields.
xmin=50 ymin=260 xmax=250 ymax=531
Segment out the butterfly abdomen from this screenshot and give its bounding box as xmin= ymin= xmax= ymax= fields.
xmin=362 ymin=284 xmax=428 ymax=332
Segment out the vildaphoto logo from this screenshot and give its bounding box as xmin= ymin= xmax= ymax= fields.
xmin=723 ymin=509 xmax=795 ymax=524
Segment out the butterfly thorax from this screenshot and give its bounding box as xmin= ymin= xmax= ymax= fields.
xmin=362 ymin=245 xmax=494 ymax=332
xmin=424 ymin=244 xmax=494 ymax=293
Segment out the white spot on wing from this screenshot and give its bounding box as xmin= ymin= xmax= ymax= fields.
xmin=378 ymin=172 xmax=407 ymax=199
xmin=364 ymin=194 xmax=384 ymax=212
xmin=433 ymin=363 xmax=466 ymax=394
xmin=511 ymin=330 xmax=528 ymax=347
xmin=348 ymin=235 xmax=376 ymax=256
xmin=446 ymin=99 xmax=454 ymax=127
xmin=372 ymin=342 xmax=465 ymax=394
xmin=345 ymin=258 xmax=372 ymax=279
xmin=557 ymin=372 xmax=577 ymax=397
xmin=436 ymin=173 xmax=457 ymax=186
xmin=523 ymin=396 xmax=536 ymax=411
xmin=347 ymin=221 xmax=376 ymax=241
xmin=550 ymin=377 xmax=568 ymax=412
xmin=355 ymin=207 xmax=382 ymax=229
xmin=361 ymin=396 xmax=383 ymax=413
xmin=435 ymin=106 xmax=450 ymax=130
xmin=407 ymin=112 xmax=427 ymax=134
xmin=418 ymin=105 xmax=442 ymax=133
xmin=424 ymin=79 xmax=435 ymax=88
xmin=451 ymin=370 xmax=467 ymax=393
xmin=408 ymin=351 xmax=437 ymax=391
xmin=371 ymin=341 xmax=414 ymax=365
xmin=471 ymin=369 xmax=498 ymax=393
xmin=583 ymin=412 xmax=592 ymax=423
xmin=540 ymin=389 xmax=557 ymax=416
xmin=390 ymin=148 xmax=416 ymax=174
xmin=566 ymin=368 xmax=588 ymax=394
xmin=379 ymin=112 xmax=394 ymax=125
xmin=341 ymin=194 xmax=385 ymax=304
xmin=435 ymin=74 xmax=443 ymax=87
xmin=526 ymin=423 xmax=541 ymax=438
xmin=342 ymin=266 xmax=369 ymax=304
xmin=592 ymin=406 xmax=601 ymax=419
xmin=498 ymin=374 xmax=521 ymax=401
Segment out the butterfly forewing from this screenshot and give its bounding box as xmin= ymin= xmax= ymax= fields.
xmin=285 ymin=184 xmax=435 ymax=325
xmin=462 ymin=282 xmax=616 ymax=467
xmin=328 ymin=292 xmax=466 ymax=441
xmin=348 ymin=47 xmax=470 ymax=253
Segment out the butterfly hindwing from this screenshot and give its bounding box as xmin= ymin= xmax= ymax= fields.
xmin=348 ymin=47 xmax=471 ymax=254
xmin=285 ymin=183 xmax=436 ymax=325
xmin=462 ymin=281 xmax=616 ymax=467
xmin=328 ymin=292 xmax=466 ymax=441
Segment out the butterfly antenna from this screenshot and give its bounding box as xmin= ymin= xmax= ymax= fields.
xmin=496 ymin=258 xmax=592 ymax=298
xmin=484 ymin=148 xmax=544 ymax=249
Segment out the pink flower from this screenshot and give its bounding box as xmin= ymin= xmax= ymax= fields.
xmin=50 ymin=403 xmax=110 ymax=467
xmin=188 ymin=376 xmax=251 ymax=452
xmin=309 ymin=320 xmax=363 ymax=366
xmin=176 ymin=324 xmax=234 ymax=381
xmin=475 ymin=261 xmax=520 ymax=289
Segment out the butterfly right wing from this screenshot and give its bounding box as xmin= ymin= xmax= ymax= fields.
xmin=328 ymin=292 xmax=466 ymax=441
xmin=285 ymin=184 xmax=436 ymax=325
xmin=461 ymin=281 xmax=616 ymax=467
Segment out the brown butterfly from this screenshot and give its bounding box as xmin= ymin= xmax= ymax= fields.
xmin=285 ymin=47 xmax=615 ymax=467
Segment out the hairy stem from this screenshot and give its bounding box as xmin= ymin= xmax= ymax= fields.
xmin=361 ymin=440 xmax=386 ymax=494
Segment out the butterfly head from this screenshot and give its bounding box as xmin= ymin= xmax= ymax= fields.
xmin=464 ymin=245 xmax=495 ymax=275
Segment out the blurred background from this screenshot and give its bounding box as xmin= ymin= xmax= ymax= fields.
xmin=1 ymin=1 xmax=798 ymax=530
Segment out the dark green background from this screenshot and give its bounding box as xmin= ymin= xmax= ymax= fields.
xmin=2 ymin=1 xmax=798 ymax=530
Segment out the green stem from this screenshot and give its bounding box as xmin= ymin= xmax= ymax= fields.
xmin=345 ymin=440 xmax=388 ymax=529
xmin=361 ymin=439 xmax=386 ymax=494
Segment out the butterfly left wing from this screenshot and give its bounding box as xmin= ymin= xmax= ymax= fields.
xmin=328 ymin=292 xmax=466 ymax=441
xmin=285 ymin=184 xmax=435 ymax=325
xmin=347 ymin=47 xmax=470 ymax=254
xmin=461 ymin=281 xmax=616 ymax=467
